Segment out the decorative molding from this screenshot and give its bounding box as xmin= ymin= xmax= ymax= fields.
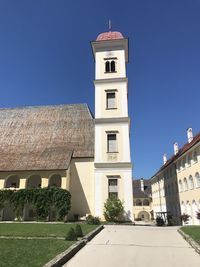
xmin=94 ymin=162 xmax=132 ymax=169
xmin=95 ymin=117 xmax=130 ymax=124
xmin=94 ymin=77 xmax=128 ymax=85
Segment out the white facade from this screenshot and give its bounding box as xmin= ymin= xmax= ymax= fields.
xmin=91 ymin=36 xmax=133 ymax=220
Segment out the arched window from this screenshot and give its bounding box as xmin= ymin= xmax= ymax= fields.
xmin=187 ymin=154 xmax=191 ymax=167
xmin=5 ymin=175 xmax=20 ymax=188
xmin=195 ymin=172 xmax=200 ymax=187
xmin=136 ymin=199 xmax=142 ymax=206
xmin=181 ymin=157 xmax=186 ymax=170
xmin=26 ymin=175 xmax=41 ymax=189
xmin=111 ymin=61 xmax=116 ymax=72
xmin=183 ymin=178 xmax=188 ymax=191
xmin=193 ymin=151 xmax=198 ymax=163
xmin=49 ymin=174 xmax=61 ymax=188
xmin=188 ymin=175 xmax=194 ymax=190
xmin=179 ymin=180 xmax=183 ymax=192
xmin=143 ymin=199 xmax=150 ymax=206
xmin=105 ymin=61 xmax=110 ymax=73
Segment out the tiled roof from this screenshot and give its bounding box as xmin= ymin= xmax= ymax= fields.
xmin=96 ymin=31 xmax=124 ymax=41
xmin=152 ymin=131 xmax=200 ymax=177
xmin=133 ymin=179 xmax=151 ymax=198
xmin=0 ymin=104 xmax=94 ymax=171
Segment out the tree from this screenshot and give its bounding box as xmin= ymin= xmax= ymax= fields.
xmin=104 ymin=197 xmax=124 ymax=222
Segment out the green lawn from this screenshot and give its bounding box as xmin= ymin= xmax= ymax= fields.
xmin=181 ymin=226 xmax=200 ymax=245
xmin=0 ymin=223 xmax=97 ymax=237
xmin=0 ymin=223 xmax=98 ymax=267
xmin=0 ymin=239 xmax=74 ymax=267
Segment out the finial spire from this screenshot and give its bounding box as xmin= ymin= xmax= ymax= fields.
xmin=108 ymin=19 xmax=112 ymax=31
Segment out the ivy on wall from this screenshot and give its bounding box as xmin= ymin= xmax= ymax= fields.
xmin=0 ymin=187 xmax=71 ymax=221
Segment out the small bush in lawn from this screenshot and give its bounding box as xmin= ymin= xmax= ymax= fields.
xmin=196 ymin=210 xmax=200 ymax=220
xmin=86 ymin=215 xmax=100 ymax=225
xmin=65 ymin=227 xmax=77 ymax=241
xmin=75 ymin=224 xmax=83 ymax=237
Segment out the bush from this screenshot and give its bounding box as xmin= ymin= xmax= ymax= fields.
xmin=104 ymin=198 xmax=124 ymax=222
xmin=86 ymin=215 xmax=100 ymax=225
xmin=156 ymin=216 xmax=165 ymax=226
xmin=75 ymin=224 xmax=83 ymax=237
xmin=65 ymin=227 xmax=77 ymax=241
xmin=181 ymin=213 xmax=190 ymax=224
xmin=167 ymin=214 xmax=176 ymax=226
xmin=196 ymin=210 xmax=200 ymax=220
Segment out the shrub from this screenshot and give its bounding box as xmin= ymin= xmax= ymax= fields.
xmin=104 ymin=198 xmax=124 ymax=222
xmin=167 ymin=214 xmax=176 ymax=226
xmin=156 ymin=216 xmax=165 ymax=226
xmin=196 ymin=210 xmax=200 ymax=220
xmin=86 ymin=215 xmax=100 ymax=225
xmin=180 ymin=213 xmax=190 ymax=224
xmin=65 ymin=227 xmax=77 ymax=241
xmin=75 ymin=224 xmax=83 ymax=237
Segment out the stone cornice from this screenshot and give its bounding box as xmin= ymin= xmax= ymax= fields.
xmin=94 ymin=162 xmax=132 ymax=169
xmin=95 ymin=117 xmax=130 ymax=124
xmin=94 ymin=77 xmax=128 ymax=85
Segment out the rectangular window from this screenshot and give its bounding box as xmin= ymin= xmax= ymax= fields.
xmin=108 ymin=178 xmax=118 ymax=199
xmin=107 ymin=134 xmax=117 ymax=153
xmin=106 ymin=92 xmax=116 ymax=109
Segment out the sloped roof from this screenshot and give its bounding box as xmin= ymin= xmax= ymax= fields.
xmin=0 ymin=104 xmax=94 ymax=171
xmin=152 ymin=131 xmax=200 ymax=178
xmin=96 ymin=31 xmax=124 ymax=41
xmin=133 ymin=179 xmax=151 ymax=198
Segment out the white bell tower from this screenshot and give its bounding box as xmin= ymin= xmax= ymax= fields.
xmin=91 ymin=30 xmax=133 ymax=221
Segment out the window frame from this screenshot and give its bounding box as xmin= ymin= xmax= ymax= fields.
xmin=106 ymin=131 xmax=118 ymax=153
xmin=105 ymin=89 xmax=117 ymax=110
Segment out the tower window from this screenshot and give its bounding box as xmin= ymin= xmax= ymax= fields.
xmin=104 ymin=58 xmax=117 ymax=73
xmin=108 ymin=177 xmax=118 ymax=199
xmin=107 ymin=133 xmax=117 ymax=153
xmin=105 ymin=61 xmax=110 ymax=73
xmin=106 ymin=92 xmax=116 ymax=109
xmin=111 ymin=61 xmax=116 ymax=72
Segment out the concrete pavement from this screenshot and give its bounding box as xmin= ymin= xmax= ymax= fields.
xmin=64 ymin=225 xmax=200 ymax=267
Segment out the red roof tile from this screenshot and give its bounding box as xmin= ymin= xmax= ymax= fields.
xmin=96 ymin=31 xmax=124 ymax=41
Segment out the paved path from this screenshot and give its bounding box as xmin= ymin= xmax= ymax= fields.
xmin=64 ymin=225 xmax=200 ymax=267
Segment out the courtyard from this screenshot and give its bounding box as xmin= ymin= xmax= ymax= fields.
xmin=64 ymin=225 xmax=200 ymax=267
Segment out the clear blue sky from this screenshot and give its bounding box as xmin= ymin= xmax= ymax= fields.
xmin=0 ymin=0 xmax=199 ymax=179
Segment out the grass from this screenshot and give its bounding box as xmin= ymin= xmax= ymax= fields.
xmin=0 ymin=239 xmax=74 ymax=267
xmin=0 ymin=223 xmax=97 ymax=237
xmin=0 ymin=223 xmax=98 ymax=267
xmin=181 ymin=226 xmax=200 ymax=245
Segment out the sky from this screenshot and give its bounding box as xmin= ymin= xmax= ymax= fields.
xmin=0 ymin=0 xmax=199 ymax=179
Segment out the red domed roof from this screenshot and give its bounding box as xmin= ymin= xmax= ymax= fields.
xmin=96 ymin=31 xmax=124 ymax=41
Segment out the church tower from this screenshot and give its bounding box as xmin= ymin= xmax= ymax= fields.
xmin=91 ymin=30 xmax=133 ymax=220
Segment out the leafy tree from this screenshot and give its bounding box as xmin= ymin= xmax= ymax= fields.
xmin=104 ymin=197 xmax=124 ymax=222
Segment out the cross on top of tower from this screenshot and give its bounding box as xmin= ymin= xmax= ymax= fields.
xmin=108 ymin=20 xmax=112 ymax=31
